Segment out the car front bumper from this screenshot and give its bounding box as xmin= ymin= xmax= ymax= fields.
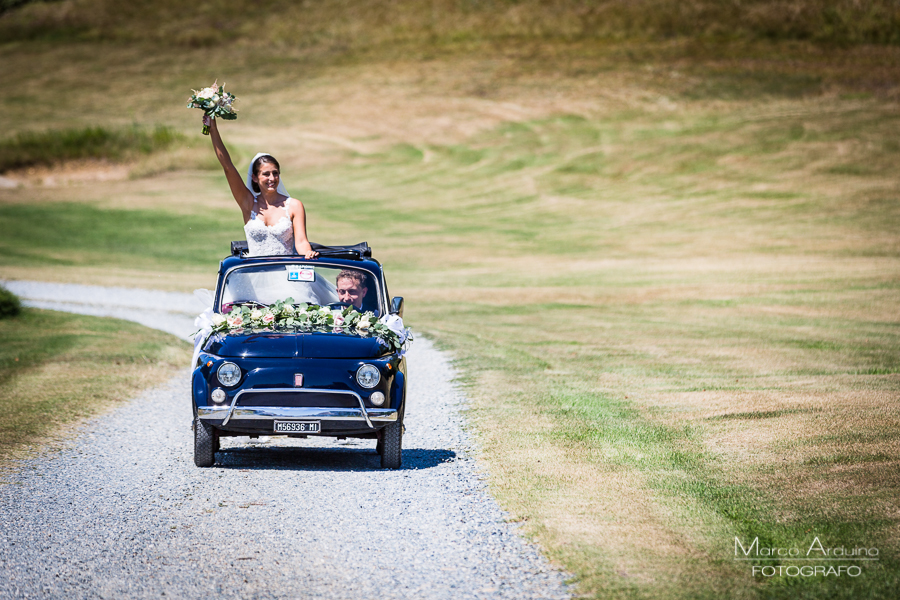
xmin=197 ymin=405 xmax=398 ymax=424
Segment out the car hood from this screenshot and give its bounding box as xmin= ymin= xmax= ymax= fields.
xmin=205 ymin=330 xmax=388 ymax=359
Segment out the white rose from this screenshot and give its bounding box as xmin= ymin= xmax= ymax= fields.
xmin=282 ymin=304 xmax=295 ymax=315
xmin=250 ymin=309 xmax=263 ymax=320
xmin=355 ymin=318 xmax=371 ymax=331
xmin=211 ymin=313 xmax=226 ymax=326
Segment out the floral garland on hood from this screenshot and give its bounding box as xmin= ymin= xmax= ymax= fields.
xmin=192 ymin=298 xmax=412 ymax=366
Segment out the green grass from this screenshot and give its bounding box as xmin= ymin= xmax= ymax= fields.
xmin=451 ymin=333 xmax=900 ymax=598
xmin=0 ymin=201 xmax=237 ymax=270
xmin=0 ymin=308 xmax=190 ymax=464
xmin=0 ymin=125 xmax=184 ymax=172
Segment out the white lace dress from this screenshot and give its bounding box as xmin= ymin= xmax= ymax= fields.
xmin=244 ymin=201 xmax=294 ymax=256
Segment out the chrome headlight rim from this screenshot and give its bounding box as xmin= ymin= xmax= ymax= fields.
xmin=356 ymin=364 xmax=381 ymax=389
xmin=217 ymin=361 xmax=242 ymax=387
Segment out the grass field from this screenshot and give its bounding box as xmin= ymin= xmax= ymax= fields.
xmin=0 ymin=307 xmax=190 ymax=467
xmin=1 ymin=1 xmax=899 ymax=597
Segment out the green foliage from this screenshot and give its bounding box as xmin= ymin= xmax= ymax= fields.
xmin=0 ymin=125 xmax=184 ymax=173
xmin=0 ymin=284 xmax=20 ymax=319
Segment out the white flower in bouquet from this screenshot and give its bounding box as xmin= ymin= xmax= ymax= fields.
xmin=187 ymin=79 xmax=238 ymax=135
xmin=211 ymin=313 xmax=226 ymax=327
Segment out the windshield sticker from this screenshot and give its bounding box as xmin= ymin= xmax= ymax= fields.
xmin=287 ymin=267 xmax=315 ymax=282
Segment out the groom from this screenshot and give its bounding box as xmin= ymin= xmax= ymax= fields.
xmin=335 ymin=270 xmax=369 ymax=310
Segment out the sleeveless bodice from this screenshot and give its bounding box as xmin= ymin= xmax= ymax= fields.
xmin=244 ymin=201 xmax=294 ymax=256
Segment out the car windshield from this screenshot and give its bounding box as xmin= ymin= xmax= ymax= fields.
xmin=220 ymin=263 xmax=383 ymax=315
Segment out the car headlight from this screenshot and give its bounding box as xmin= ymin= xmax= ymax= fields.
xmin=217 ymin=362 xmax=241 ymax=387
xmin=356 ymin=364 xmax=381 ymax=389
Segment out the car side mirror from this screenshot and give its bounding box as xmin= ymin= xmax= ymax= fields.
xmin=390 ymin=296 xmax=404 ymax=317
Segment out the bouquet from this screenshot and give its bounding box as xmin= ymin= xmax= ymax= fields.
xmin=187 ymin=80 xmax=237 ymax=135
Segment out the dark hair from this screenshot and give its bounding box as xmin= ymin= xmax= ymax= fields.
xmin=251 ymin=155 xmax=280 ymax=193
xmin=336 ymin=270 xmax=367 ymax=288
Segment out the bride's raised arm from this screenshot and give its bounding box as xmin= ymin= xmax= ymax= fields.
xmin=205 ymin=116 xmax=254 ymax=220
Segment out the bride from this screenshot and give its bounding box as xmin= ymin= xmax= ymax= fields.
xmin=203 ymin=115 xmax=318 ymax=258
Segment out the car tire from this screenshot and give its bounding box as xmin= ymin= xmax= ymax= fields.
xmin=380 ymin=421 xmax=402 ymax=469
xmin=194 ymin=417 xmax=216 ymax=467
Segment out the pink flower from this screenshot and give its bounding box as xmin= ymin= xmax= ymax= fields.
xmin=227 ymin=315 xmax=244 ymax=327
xmin=262 ymin=313 xmax=275 ymax=324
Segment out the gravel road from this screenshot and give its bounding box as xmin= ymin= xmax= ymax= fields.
xmin=0 ymin=282 xmax=570 ymax=599
xmin=1 ymin=280 xmax=201 ymax=340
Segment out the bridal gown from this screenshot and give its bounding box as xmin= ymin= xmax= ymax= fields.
xmin=236 ymin=201 xmax=337 ymax=306
xmin=244 ymin=202 xmax=294 ymax=257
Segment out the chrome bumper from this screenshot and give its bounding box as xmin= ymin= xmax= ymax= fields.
xmin=198 ymin=406 xmax=397 ymax=425
xmin=203 ymin=387 xmax=391 ymax=429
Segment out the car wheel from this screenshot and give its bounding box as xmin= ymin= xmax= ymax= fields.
xmin=194 ymin=417 xmax=216 ymax=467
xmin=380 ymin=421 xmax=402 ymax=469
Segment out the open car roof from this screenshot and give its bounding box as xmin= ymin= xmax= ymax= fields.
xmin=230 ymin=241 xmax=372 ymax=260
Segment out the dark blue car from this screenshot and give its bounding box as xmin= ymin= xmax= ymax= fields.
xmin=191 ymin=243 xmax=408 ymax=468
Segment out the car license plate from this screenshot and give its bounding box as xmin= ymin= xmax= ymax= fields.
xmin=274 ymin=420 xmax=320 ymax=434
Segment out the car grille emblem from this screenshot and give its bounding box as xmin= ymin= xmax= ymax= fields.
xmin=294 ymin=374 xmax=304 ymax=387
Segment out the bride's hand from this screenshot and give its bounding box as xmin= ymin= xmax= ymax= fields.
xmin=303 ymin=249 xmax=319 ymax=259
xmin=202 ymin=114 xmax=212 ymax=127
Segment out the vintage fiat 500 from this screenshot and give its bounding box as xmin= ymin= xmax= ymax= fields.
xmin=191 ymin=242 xmax=408 ymax=468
